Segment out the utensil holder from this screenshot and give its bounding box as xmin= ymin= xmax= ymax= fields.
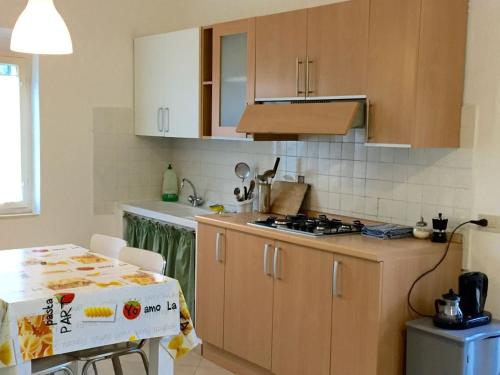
xmin=235 ymin=197 xmax=256 ymax=213
xmin=258 ymin=182 xmax=271 ymax=213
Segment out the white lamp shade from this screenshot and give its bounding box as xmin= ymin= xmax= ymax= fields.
xmin=10 ymin=0 xmax=73 ymax=55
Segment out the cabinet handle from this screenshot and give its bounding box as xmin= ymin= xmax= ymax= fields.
xmin=263 ymin=244 xmax=272 ymax=276
xmin=157 ymin=107 xmax=163 ymax=132
xmin=295 ymin=58 xmax=304 ymax=96
xmin=366 ymin=102 xmax=374 ymax=142
xmin=273 ymin=247 xmax=282 ymax=280
xmin=306 ymin=59 xmax=314 ymax=95
xmin=164 ymin=107 xmax=170 ymax=133
xmin=333 ymin=260 xmax=342 ymax=297
xmin=215 ymin=232 xmax=223 ymax=262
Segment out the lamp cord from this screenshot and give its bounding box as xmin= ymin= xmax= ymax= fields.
xmin=407 ymin=221 xmax=471 ymax=318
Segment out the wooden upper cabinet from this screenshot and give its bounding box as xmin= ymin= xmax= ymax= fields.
xmin=307 ymin=0 xmax=369 ymax=97
xmin=366 ymin=0 xmax=422 ymax=145
xmin=272 ymin=242 xmax=333 ymax=375
xmin=255 ymin=10 xmax=307 ymax=99
xmin=367 ymin=0 xmax=467 ymax=147
xmin=223 ymin=231 xmax=274 ymax=369
xmin=195 ymin=224 xmax=226 ymax=348
xmin=331 ymin=255 xmax=382 ymax=375
xmin=212 ymin=18 xmax=255 ymax=138
xmin=413 ymin=0 xmax=468 ymax=148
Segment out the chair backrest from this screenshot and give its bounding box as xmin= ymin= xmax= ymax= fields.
xmin=119 ymin=246 xmax=166 ymax=274
xmin=90 ymin=234 xmax=127 ymax=259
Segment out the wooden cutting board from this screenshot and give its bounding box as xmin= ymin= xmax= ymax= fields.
xmin=270 ymin=181 xmax=309 ymax=216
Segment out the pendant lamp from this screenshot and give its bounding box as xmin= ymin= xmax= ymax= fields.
xmin=10 ymin=0 xmax=73 ymax=55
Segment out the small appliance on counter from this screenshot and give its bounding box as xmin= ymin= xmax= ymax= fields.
xmin=413 ymin=217 xmax=431 ymax=239
xmin=431 ymin=213 xmax=448 ymax=243
xmin=434 ymin=272 xmax=491 ymax=330
xmin=162 ymin=164 xmax=178 ymax=202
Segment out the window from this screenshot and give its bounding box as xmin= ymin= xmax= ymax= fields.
xmin=0 ymin=56 xmax=35 ymax=215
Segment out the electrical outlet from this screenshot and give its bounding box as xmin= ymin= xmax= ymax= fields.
xmin=478 ymin=214 xmax=500 ymax=232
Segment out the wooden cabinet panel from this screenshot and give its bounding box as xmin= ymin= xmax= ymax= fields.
xmin=272 ymin=242 xmax=333 ymax=375
xmin=366 ymin=0 xmax=422 ymax=145
xmin=255 ymin=10 xmax=307 ymax=99
xmin=330 ymin=255 xmax=382 ymax=375
xmin=413 ymin=0 xmax=467 ymax=148
xmin=196 ymin=224 xmax=226 ymax=348
xmin=307 ymin=0 xmax=369 ymax=97
xmin=224 ymin=231 xmax=274 ymax=369
xmin=212 ymin=18 xmax=255 ymax=138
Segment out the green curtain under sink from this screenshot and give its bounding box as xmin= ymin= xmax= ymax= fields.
xmin=123 ymin=213 xmax=195 ymax=318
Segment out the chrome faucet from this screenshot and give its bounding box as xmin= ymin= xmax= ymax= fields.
xmin=180 ymin=178 xmax=204 ymax=207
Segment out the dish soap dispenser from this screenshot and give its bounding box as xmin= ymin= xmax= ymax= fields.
xmin=162 ymin=164 xmax=179 ymax=202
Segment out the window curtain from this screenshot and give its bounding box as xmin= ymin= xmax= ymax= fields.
xmin=123 ymin=213 xmax=195 ymax=318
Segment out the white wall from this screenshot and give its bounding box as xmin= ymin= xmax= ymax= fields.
xmin=464 ymin=0 xmax=500 ymax=315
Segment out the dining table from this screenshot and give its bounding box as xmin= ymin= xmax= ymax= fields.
xmin=0 ymin=244 xmax=199 ymax=375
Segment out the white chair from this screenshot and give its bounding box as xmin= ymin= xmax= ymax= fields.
xmin=32 ymin=354 xmax=75 ymax=375
xmin=89 ymin=234 xmax=126 ymax=259
xmin=72 ymin=247 xmax=166 ymax=374
xmin=119 ymin=247 xmax=166 ymax=274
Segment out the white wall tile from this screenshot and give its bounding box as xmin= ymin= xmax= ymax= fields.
xmin=354 ymin=143 xmax=367 ymax=161
xmin=341 ymin=143 xmax=355 ymax=160
xmin=319 ymin=142 xmax=330 ymax=159
xmin=341 ymin=160 xmax=354 ymax=177
xmin=330 ymin=143 xmax=342 ymax=159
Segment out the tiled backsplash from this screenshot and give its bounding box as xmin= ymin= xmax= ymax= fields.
xmin=169 ymin=130 xmax=473 ymax=227
xmin=92 ymin=109 xmax=473 ymax=226
xmin=93 ymin=108 xmax=170 ymax=214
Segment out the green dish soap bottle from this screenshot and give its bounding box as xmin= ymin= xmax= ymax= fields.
xmin=162 ymin=164 xmax=179 ymax=202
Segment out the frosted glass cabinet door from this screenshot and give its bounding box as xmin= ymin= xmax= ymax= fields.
xmin=220 ymin=33 xmax=247 ymax=127
xmin=212 ymin=19 xmax=255 ymax=138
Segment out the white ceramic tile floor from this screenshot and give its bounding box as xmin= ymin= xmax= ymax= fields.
xmin=76 ymin=346 xmax=235 ymax=375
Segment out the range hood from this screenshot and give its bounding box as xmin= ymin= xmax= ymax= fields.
xmin=236 ymin=98 xmax=366 ymax=136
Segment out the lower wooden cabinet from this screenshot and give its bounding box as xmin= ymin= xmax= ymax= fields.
xmin=196 ymin=224 xmax=461 ymax=375
xmin=224 ymin=231 xmax=274 ymax=369
xmin=272 ymin=242 xmax=333 ymax=375
xmin=195 ymin=224 xmax=226 ymax=348
xmin=330 ymin=254 xmax=382 ymax=375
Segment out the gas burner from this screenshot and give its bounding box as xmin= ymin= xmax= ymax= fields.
xmin=250 ymin=215 xmax=365 ymax=237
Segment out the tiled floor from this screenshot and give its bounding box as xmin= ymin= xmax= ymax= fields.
xmin=86 ymin=346 xmax=235 ymax=375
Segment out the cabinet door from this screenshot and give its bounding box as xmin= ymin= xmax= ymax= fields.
xmin=331 ymin=255 xmax=382 ymax=375
xmin=164 ymin=28 xmax=201 ymax=139
xmin=223 ymin=231 xmax=274 ymax=369
xmin=134 ymin=34 xmax=168 ymax=137
xmin=307 ymin=0 xmax=369 ymax=97
xmin=255 ymin=10 xmax=307 ymax=99
xmin=196 ymin=224 xmax=226 ymax=348
xmin=366 ymin=0 xmax=421 ymax=145
xmin=212 ymin=19 xmax=255 ymax=138
xmin=413 ymin=0 xmax=467 ymax=148
xmin=272 ymin=242 xmax=333 ymax=375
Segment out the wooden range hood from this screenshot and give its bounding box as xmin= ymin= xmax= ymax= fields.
xmin=236 ymin=100 xmax=364 ymax=136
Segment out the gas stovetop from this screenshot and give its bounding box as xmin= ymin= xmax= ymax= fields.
xmin=248 ymin=214 xmax=365 ymax=237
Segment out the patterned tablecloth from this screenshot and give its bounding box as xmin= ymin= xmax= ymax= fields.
xmin=0 ymin=244 xmax=200 ymax=369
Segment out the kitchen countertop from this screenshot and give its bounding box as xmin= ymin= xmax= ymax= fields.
xmin=195 ymin=212 xmax=461 ymax=262
xmin=121 ymin=201 xmax=211 ymax=230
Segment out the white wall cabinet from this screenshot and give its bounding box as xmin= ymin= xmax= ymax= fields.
xmin=134 ymin=28 xmax=200 ymax=138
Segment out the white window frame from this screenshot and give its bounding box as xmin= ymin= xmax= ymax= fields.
xmin=0 ymin=55 xmax=35 ymax=216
